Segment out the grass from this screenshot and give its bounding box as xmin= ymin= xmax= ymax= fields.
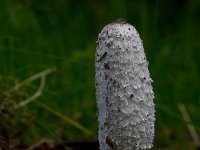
xmin=0 ymin=0 xmax=200 ymax=149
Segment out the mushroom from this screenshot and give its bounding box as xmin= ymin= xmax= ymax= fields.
xmin=95 ymin=18 xmax=155 ymax=150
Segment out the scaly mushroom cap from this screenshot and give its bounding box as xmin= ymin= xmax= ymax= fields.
xmin=95 ymin=18 xmax=155 ymax=150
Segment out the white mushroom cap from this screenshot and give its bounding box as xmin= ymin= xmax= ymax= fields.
xmin=96 ymin=18 xmax=155 ymax=150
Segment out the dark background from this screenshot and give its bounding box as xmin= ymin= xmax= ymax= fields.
xmin=0 ymin=0 xmax=200 ymax=149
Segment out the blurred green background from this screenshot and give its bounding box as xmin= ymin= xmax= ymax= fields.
xmin=0 ymin=0 xmax=200 ymax=149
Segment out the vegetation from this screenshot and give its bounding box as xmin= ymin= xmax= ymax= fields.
xmin=0 ymin=0 xmax=200 ymax=149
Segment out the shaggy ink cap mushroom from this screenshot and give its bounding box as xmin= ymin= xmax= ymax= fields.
xmin=95 ymin=18 xmax=155 ymax=150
